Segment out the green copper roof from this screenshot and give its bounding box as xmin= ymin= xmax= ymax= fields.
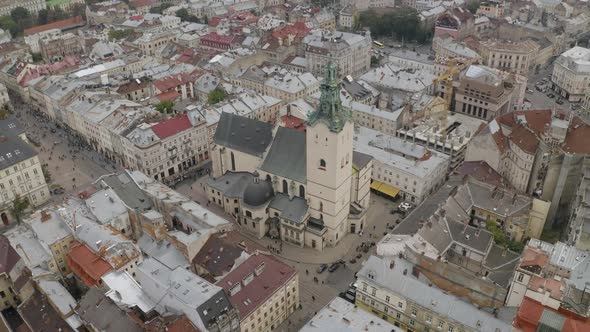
xmin=307 ymin=62 xmax=351 ymax=132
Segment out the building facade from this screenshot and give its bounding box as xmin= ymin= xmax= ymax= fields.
xmin=303 ymin=30 xmax=372 ymax=78
xmin=551 ymin=46 xmax=590 ymax=102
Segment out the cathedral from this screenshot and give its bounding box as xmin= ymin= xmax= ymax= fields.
xmin=207 ymin=63 xmax=372 ymax=250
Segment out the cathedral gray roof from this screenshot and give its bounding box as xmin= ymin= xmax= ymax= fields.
xmin=213 ymin=112 xmax=273 ymax=157
xmin=259 ymin=126 xmax=307 ymax=184
xmin=243 ymin=177 xmax=274 ymax=207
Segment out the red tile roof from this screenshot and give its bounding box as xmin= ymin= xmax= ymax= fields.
xmin=67 ymin=241 xmax=112 ymax=288
xmin=151 ymin=113 xmax=193 ymax=139
xmin=454 ymin=161 xmax=506 ymax=188
xmin=153 ymin=73 xmax=198 ymax=93
xmin=0 ymin=235 xmax=20 ymax=275
xmin=193 ymin=231 xmax=265 ymax=281
xmin=156 ymin=90 xmax=181 ymax=102
xmin=272 ymin=22 xmax=311 ymax=40
xmin=24 ymin=16 xmax=85 ymax=36
xmin=514 ymin=297 xmax=590 ymax=332
xmin=216 ymin=253 xmax=297 ymax=319
xmin=509 ymin=125 xmax=539 ymax=154
xmin=280 ymin=115 xmax=306 ymax=131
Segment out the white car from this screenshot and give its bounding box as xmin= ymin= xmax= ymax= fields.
xmin=399 ymin=202 xmax=413 ymax=211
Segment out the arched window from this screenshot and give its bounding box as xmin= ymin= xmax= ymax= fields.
xmin=230 ymin=152 xmax=236 ymax=171
xmin=319 ymin=159 xmax=326 ymax=169
xmin=282 ymin=179 xmax=288 ymax=194
xmin=299 ymin=185 xmax=305 ymax=199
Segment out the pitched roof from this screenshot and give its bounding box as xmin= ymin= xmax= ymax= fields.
xmin=67 ymin=241 xmax=112 ymax=287
xmin=216 ymin=253 xmax=297 ymax=319
xmin=192 ymin=231 xmax=264 ymax=279
xmin=24 ymin=16 xmax=85 ymax=36
xmin=259 ymin=126 xmax=306 ymax=183
xmin=0 ymin=235 xmax=20 ymax=274
xmin=77 ymin=288 xmax=143 ymax=332
xmin=151 ymin=113 xmax=193 ymax=139
xmin=454 ymin=161 xmax=506 ymax=188
xmin=19 ymin=291 xmax=73 ymax=332
xmin=213 ymin=112 xmax=273 ymax=157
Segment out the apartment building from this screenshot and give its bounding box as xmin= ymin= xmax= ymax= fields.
xmin=354 ymin=127 xmax=449 ymax=204
xmin=0 ymin=0 xmax=45 ymax=16
xmin=39 ymin=33 xmax=83 ymax=64
xmin=0 ymin=120 xmax=50 ymax=227
xmin=232 ymin=65 xmax=320 ymax=103
xmin=136 ymin=31 xmax=178 ymax=56
xmin=453 ymin=65 xmax=514 ymax=121
xmin=506 ymin=239 xmax=590 ymax=320
xmin=479 ymin=39 xmax=538 ymax=75
xmin=552 ymin=46 xmax=590 ymax=102
xmin=26 ymin=210 xmax=75 ymax=275
xmin=303 ymin=30 xmax=372 ymax=78
xmin=124 ymin=112 xmax=210 ymax=182
xmin=476 ymin=0 xmax=505 ymax=18
xmin=465 ymin=109 xmax=590 ymax=226
xmin=217 ymin=253 xmax=299 ymax=332
xmin=356 ymin=255 xmax=512 ymax=332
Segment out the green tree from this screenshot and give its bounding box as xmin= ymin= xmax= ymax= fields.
xmin=108 ymin=28 xmax=134 ymax=41
xmin=150 ymin=3 xmax=173 ymax=14
xmin=359 ymin=8 xmax=429 ymax=43
xmin=155 ymin=100 xmax=174 ymax=114
xmin=31 ymin=52 xmax=43 ymax=63
xmin=37 ymin=8 xmax=48 ymax=25
xmin=41 ymin=164 xmax=52 ymax=183
xmin=467 ymin=0 xmax=480 ymax=14
xmin=10 ymin=7 xmax=30 ymax=22
xmin=0 ymin=16 xmax=18 ymax=36
xmin=485 ymin=220 xmax=524 ymax=253
xmin=208 ymin=88 xmax=226 ymax=105
xmin=11 ymin=195 xmax=30 ymax=224
xmin=176 ymin=8 xmax=189 ymax=21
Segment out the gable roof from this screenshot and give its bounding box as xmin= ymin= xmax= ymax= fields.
xmin=213 ymin=112 xmax=273 ymax=157
xmin=259 ymin=126 xmax=306 ymax=183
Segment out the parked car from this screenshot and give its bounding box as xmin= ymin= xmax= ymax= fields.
xmin=548 ymin=93 xmax=555 ymax=99
xmin=317 ymin=264 xmax=328 ymax=274
xmin=526 ymin=89 xmax=534 ymax=94
xmin=399 ymin=202 xmax=413 ymax=211
xmin=536 ymin=86 xmax=544 ymax=92
xmin=328 ymin=263 xmax=341 ymax=272
xmin=556 ymin=99 xmax=564 ymax=105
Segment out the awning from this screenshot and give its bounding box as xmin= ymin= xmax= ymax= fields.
xmin=370 ymin=180 xmax=400 ymax=198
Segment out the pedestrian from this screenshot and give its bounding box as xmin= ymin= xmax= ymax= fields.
xmin=305 ymin=269 xmax=308 ymax=275
xmin=311 ymin=296 xmax=315 ymax=301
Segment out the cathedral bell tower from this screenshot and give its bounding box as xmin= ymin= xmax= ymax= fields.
xmin=306 ymin=62 xmax=354 ymax=247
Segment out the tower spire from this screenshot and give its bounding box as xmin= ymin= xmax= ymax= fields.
xmin=307 ymin=62 xmax=351 ymax=132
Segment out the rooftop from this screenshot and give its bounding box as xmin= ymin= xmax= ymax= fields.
xmin=213 ymin=112 xmax=274 ymax=157
xmin=216 ymin=253 xmax=297 ymax=319
xmin=358 ymin=255 xmax=512 ymax=332
xmin=77 ymin=287 xmax=143 ymax=332
xmin=354 ymin=127 xmax=449 ymax=178
xmin=19 ymin=291 xmax=73 ymax=332
xmin=301 ymin=297 xmax=403 ymax=332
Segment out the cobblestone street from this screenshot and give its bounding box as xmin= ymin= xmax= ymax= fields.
xmin=12 ymin=104 xmax=121 ymax=201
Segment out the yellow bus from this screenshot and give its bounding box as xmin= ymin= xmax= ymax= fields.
xmin=373 ymin=41 xmax=384 ymax=48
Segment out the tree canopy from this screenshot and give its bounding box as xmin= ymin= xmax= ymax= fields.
xmin=208 ymin=88 xmax=226 ymax=105
xmin=108 ymin=28 xmax=135 ymax=41
xmin=486 ymin=220 xmax=525 ymax=253
xmin=358 ymin=8 xmax=431 ymax=43
xmin=155 ymin=100 xmax=174 ymax=114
